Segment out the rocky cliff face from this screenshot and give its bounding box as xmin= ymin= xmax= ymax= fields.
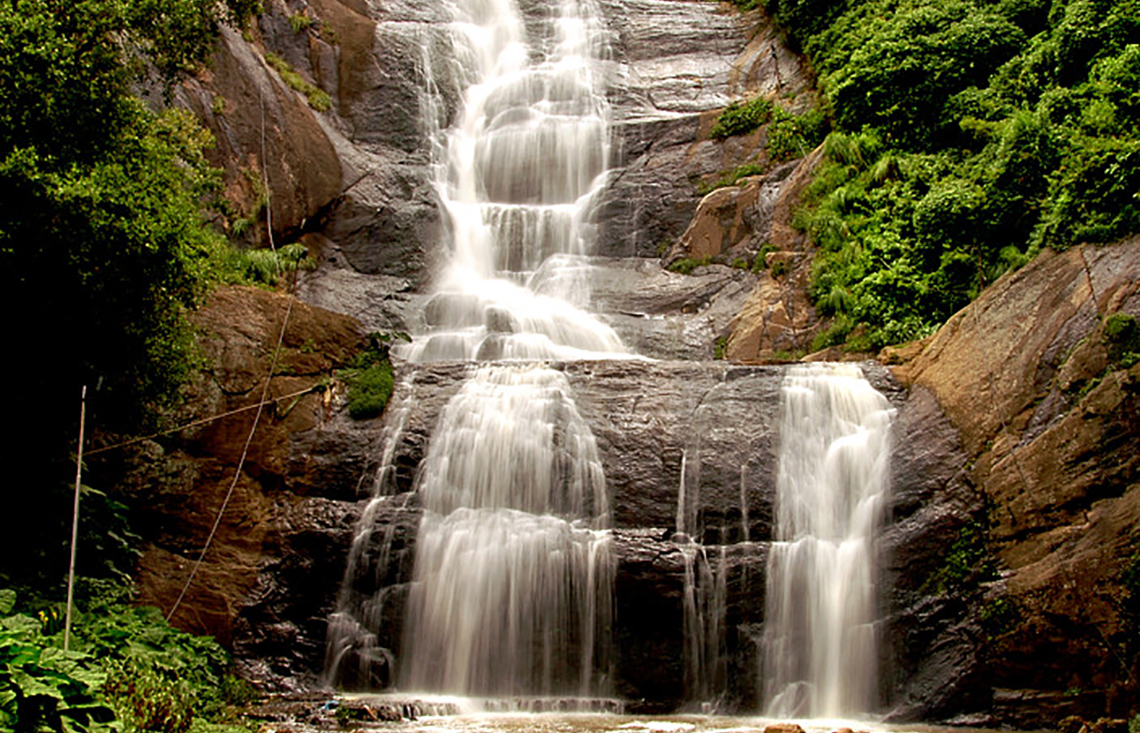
xmin=99 ymin=285 xmax=378 ymax=687
xmin=891 ymin=238 xmax=1140 ymax=727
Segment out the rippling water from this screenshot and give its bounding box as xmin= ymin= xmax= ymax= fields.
xmin=346 ymin=709 xmax=1008 ymax=733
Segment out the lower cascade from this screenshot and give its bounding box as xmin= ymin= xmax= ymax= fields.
xmin=762 ymin=363 xmax=895 ymax=718
xmin=399 ymin=365 xmax=614 ymax=697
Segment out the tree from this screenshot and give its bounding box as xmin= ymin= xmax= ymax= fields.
xmin=0 ymin=0 xmax=256 ymax=587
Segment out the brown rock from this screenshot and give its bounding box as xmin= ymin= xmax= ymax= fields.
xmin=1059 ymin=715 xmax=1087 ymax=733
xmin=763 ymin=724 xmax=806 ymax=733
xmin=721 ymin=148 xmax=827 ymax=361
xmin=114 ymin=286 xmax=371 ymax=654
xmin=900 ymin=237 xmax=1140 ymax=720
xmin=179 ymin=24 xmax=343 ymax=245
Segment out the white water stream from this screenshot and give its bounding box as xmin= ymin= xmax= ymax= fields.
xmin=394 ymin=0 xmax=623 ymax=701
xmin=762 ymin=364 xmax=895 ymax=718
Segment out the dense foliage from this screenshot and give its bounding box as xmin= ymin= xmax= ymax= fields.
xmin=1 ymin=584 xmax=253 ymax=733
xmin=754 ymin=0 xmax=1140 ymax=350
xmin=0 ymin=0 xmax=263 ymax=585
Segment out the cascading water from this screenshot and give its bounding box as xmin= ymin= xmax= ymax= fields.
xmin=325 ymin=0 xmax=902 ymax=713
xmin=762 ymin=363 xmax=895 ymax=718
xmin=399 ymin=365 xmax=614 ymax=696
xmin=328 ymin=0 xmax=624 ymax=704
xmin=396 ymin=0 xmax=625 ymax=364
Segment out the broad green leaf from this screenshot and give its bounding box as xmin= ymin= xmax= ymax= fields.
xmin=13 ymin=669 xmax=65 ymax=699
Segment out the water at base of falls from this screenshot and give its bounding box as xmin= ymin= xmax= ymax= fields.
xmin=762 ymin=363 xmax=895 ymax=719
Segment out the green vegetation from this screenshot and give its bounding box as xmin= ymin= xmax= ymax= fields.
xmin=1103 ymin=312 xmax=1140 ymax=366
xmin=288 ymin=12 xmax=313 ymax=33
xmin=223 ymin=242 xmax=317 ymax=288
xmin=708 ymin=98 xmax=828 ymax=161
xmin=921 ymin=521 xmax=999 ymax=595
xmin=265 ymin=51 xmax=332 ymax=112
xmin=710 ymin=97 xmax=774 ymax=140
xmin=767 ymin=106 xmax=829 ymax=162
xmin=667 ymin=256 xmax=715 ymax=275
xmin=754 ymin=0 xmax=1140 ymax=351
xmin=341 ymin=333 xmax=404 ymax=420
xmin=1 ymin=585 xmax=255 ymax=733
xmin=980 ymin=596 xmax=1018 ymax=640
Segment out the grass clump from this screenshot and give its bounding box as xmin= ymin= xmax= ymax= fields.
xmin=667 ymin=256 xmax=714 ymax=275
xmin=288 ymin=12 xmax=313 ymax=32
xmin=341 ymin=333 xmax=405 ymax=420
xmin=222 ymin=242 xmax=316 ymax=287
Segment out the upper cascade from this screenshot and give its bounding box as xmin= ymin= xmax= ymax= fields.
xmin=395 ymin=0 xmax=627 ymax=363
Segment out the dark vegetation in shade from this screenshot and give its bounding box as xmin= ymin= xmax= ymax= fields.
xmin=0 ymin=0 xmax=263 ymax=588
xmin=734 ymin=0 xmax=1140 ymax=351
xmin=0 ymin=583 xmax=257 ymax=733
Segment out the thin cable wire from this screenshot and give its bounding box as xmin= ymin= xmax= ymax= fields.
xmin=166 ymin=283 xmax=297 ymax=622
xmin=167 ymin=93 xmax=289 ymax=621
xmin=87 ymin=385 xmax=323 ymax=457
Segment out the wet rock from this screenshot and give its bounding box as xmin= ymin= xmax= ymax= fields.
xmin=764 ymin=723 xmax=806 ymax=733
xmin=723 ymin=148 xmax=826 ymax=361
xmin=598 ymin=0 xmax=815 ymax=259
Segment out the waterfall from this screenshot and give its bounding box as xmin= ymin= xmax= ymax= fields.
xmin=325 ymin=0 xmax=901 ymax=711
xmin=326 ymin=0 xmax=624 ymax=702
xmin=762 ymin=363 xmax=895 ymax=718
xmin=395 ymin=0 xmax=626 ymax=364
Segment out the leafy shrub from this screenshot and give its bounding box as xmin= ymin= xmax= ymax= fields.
xmin=1 ymin=585 xmax=258 ymax=733
xmin=766 ymin=106 xmax=829 ymax=161
xmin=763 ymin=0 xmax=1140 ymax=355
xmin=820 ymin=1 xmax=1025 ymax=148
xmin=709 ymin=97 xmax=774 ymax=140
xmin=0 ymin=590 xmax=117 ymax=733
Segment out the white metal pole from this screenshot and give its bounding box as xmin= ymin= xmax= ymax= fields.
xmin=64 ymin=385 xmax=87 ymax=651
